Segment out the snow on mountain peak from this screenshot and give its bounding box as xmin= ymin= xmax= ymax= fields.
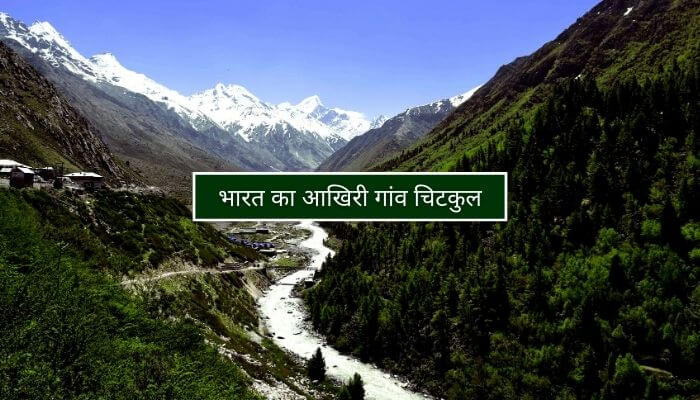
xmin=210 ymin=83 xmax=260 ymax=102
xmin=189 ymin=83 xmax=279 ymax=141
xmin=0 ymin=12 xmax=414 ymax=148
xmin=188 ymin=86 xmax=379 ymax=142
xmin=87 ymin=52 xmax=215 ymax=129
xmin=27 ymin=20 xmax=80 ymax=58
xmin=90 ymin=52 xmax=121 ymax=67
xmin=370 ymin=115 xmax=388 ymax=129
xmin=28 ymin=21 xmax=61 ymax=39
xmin=449 ymin=85 xmax=482 ymax=107
xmin=0 ymin=16 xmax=97 ymax=81
xmin=296 ymin=95 xmax=324 ymax=113
xmin=0 ymin=13 xmax=206 ymax=125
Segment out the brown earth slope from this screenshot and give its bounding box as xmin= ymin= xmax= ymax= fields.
xmin=0 ymin=42 xmax=132 ymax=182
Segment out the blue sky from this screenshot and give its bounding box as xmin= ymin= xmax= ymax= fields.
xmin=3 ymin=1 xmax=598 ymax=117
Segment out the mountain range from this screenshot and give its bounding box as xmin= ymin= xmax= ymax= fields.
xmin=0 ymin=10 xmax=489 ymax=190
xmin=0 ymin=12 xmax=392 ymax=195
xmin=317 ymin=86 xmax=480 ymax=171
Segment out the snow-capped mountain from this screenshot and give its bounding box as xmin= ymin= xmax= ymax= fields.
xmin=279 ymin=95 xmax=386 ymax=141
xmin=0 ymin=13 xmax=95 ymax=81
xmin=89 ymin=52 xmax=217 ymax=131
xmin=318 ymin=86 xmax=481 ymax=171
xmin=0 ymin=12 xmax=382 ymax=170
xmin=189 ymin=83 xmax=284 ymax=142
xmin=190 ymin=84 xmax=382 ymax=149
xmin=0 ymin=12 xmax=217 ymax=132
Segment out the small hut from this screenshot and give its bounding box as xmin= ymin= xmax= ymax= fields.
xmin=64 ymin=172 xmax=104 ymax=190
xmin=0 ymin=159 xmax=28 ymax=169
xmin=10 ymin=166 xmax=34 ymax=188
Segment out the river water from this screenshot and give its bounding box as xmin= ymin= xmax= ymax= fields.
xmin=258 ymin=221 xmax=428 ymax=400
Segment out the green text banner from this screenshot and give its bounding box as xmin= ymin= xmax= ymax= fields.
xmin=193 ymin=172 xmax=507 ymax=221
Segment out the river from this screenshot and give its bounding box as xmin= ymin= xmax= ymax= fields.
xmin=258 ymin=220 xmax=428 ymax=400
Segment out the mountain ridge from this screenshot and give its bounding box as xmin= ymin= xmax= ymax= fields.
xmin=317 ymin=86 xmax=479 ymax=171
xmin=0 ymin=41 xmax=132 ymax=182
xmin=375 ymin=0 xmax=700 ymax=172
xmin=0 ymin=12 xmax=384 ymax=172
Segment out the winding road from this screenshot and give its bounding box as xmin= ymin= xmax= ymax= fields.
xmin=121 ymin=264 xmax=264 ymax=285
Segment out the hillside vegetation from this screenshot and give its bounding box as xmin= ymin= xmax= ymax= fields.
xmin=375 ymin=0 xmax=699 ymax=172
xmin=308 ymin=66 xmax=700 ymax=399
xmin=0 ymin=188 xmax=262 ymax=399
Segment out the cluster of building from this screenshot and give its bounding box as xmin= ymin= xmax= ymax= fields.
xmin=0 ymin=159 xmax=104 ymax=190
xmin=226 ymin=225 xmax=282 ymax=255
xmin=227 ymin=234 xmax=275 ymax=250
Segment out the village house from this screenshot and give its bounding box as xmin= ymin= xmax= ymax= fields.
xmin=36 ymin=167 xmax=56 ymax=180
xmin=0 ymin=159 xmax=30 ymax=177
xmin=64 ymin=172 xmax=104 ymax=189
xmin=234 ymin=228 xmax=258 ymax=235
xmin=9 ymin=166 xmax=35 ymax=188
xmin=0 ymin=159 xmax=29 ymax=169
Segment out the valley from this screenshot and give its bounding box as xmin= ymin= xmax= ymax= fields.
xmin=257 ymin=221 xmax=430 ymax=400
xmin=1 ymin=0 xmax=699 ymax=399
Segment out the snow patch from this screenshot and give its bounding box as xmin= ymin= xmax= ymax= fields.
xmin=89 ymin=52 xmax=213 ymax=125
xmin=449 ymin=85 xmax=482 ymax=107
xmin=296 ymin=95 xmax=323 ymax=114
xmin=624 ymin=7 xmax=633 ymax=16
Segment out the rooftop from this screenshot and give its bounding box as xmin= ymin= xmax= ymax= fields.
xmin=64 ymin=172 xmax=103 ymax=178
xmin=0 ymin=159 xmax=29 ymax=168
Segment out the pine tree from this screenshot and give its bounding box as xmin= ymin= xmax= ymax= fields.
xmin=307 ymin=347 xmax=326 ymax=382
xmin=347 ymin=373 xmax=365 ymax=400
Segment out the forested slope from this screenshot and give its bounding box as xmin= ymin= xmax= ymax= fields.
xmin=307 ymin=67 xmax=700 ymax=399
xmin=374 ymin=0 xmax=699 ymax=172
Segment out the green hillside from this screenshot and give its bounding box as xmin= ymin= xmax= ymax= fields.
xmin=0 ymin=189 xmax=262 ymax=399
xmin=374 ymin=0 xmax=699 ymax=173
xmin=0 ymin=187 xmax=344 ymax=399
xmin=304 ymin=1 xmax=700 ymax=395
xmin=308 ymin=65 xmax=700 ymax=399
